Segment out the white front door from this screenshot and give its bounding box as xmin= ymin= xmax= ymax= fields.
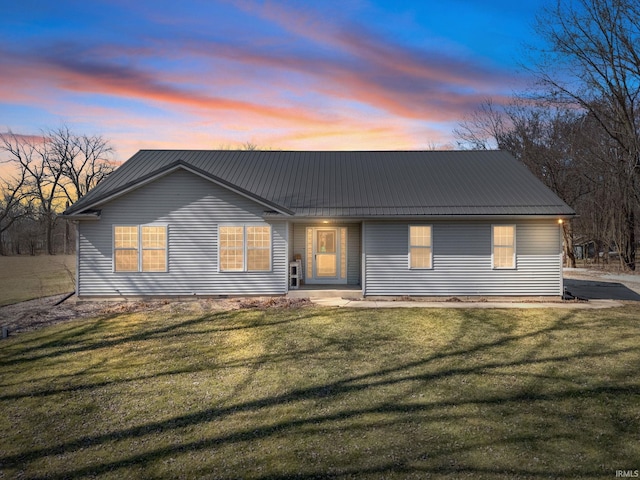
xmin=306 ymin=227 xmax=347 ymax=284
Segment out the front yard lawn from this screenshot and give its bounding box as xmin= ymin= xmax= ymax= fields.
xmin=1 ymin=304 xmax=639 ymax=479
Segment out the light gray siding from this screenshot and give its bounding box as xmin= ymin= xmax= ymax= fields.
xmin=347 ymin=224 xmax=361 ymax=285
xmin=291 ymin=223 xmax=361 ymax=285
xmin=76 ymin=167 xmax=561 ymax=297
xmin=364 ymin=220 xmax=562 ymax=296
xmin=77 ymin=169 xmax=287 ymax=297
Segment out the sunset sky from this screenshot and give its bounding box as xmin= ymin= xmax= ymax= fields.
xmin=1 ymin=0 xmax=546 ymax=162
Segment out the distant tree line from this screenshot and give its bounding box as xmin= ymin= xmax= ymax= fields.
xmin=0 ymin=126 xmax=114 ymax=255
xmin=456 ymin=0 xmax=640 ymax=271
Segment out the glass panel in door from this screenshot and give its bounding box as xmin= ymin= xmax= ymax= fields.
xmin=316 ymin=229 xmax=337 ymax=277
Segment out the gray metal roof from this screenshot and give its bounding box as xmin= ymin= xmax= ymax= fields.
xmin=65 ymin=150 xmax=575 ymax=217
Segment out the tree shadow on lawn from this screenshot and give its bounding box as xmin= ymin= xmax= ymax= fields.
xmin=0 ymin=308 xmax=315 ymax=369
xmin=1 ymin=307 xmax=639 ymax=479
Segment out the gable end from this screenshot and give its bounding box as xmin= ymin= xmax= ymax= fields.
xmin=64 ymin=159 xmax=293 ymax=217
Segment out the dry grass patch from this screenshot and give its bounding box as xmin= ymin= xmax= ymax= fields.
xmin=0 ymin=305 xmax=639 ymax=479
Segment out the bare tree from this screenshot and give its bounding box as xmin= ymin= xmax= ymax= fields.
xmin=0 ymin=131 xmax=64 ymax=254
xmin=457 ymin=0 xmax=640 ymax=270
xmin=454 ymin=99 xmax=506 ymax=150
xmin=531 ymin=0 xmax=640 ymax=269
xmin=48 ymin=126 xmax=114 ymax=203
xmin=0 ymin=127 xmax=114 ymax=255
xmin=0 ymin=165 xmax=31 ymax=255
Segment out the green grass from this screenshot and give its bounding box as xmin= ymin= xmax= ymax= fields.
xmin=1 ymin=305 xmax=639 ymax=479
xmin=0 ymin=255 xmax=75 ymax=306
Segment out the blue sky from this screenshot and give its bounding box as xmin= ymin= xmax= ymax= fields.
xmin=1 ymin=0 xmax=547 ymax=161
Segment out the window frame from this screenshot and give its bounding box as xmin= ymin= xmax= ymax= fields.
xmin=140 ymin=225 xmax=169 ymax=272
xmin=408 ymin=225 xmax=433 ymax=270
xmin=246 ymin=225 xmax=272 ymax=272
xmin=113 ymin=225 xmax=139 ymax=273
xmin=492 ymin=224 xmax=516 ymax=270
xmin=219 ymin=225 xmax=245 ymax=272
xmin=113 ymin=224 xmax=168 ymax=273
xmin=219 ymin=224 xmax=272 ymax=273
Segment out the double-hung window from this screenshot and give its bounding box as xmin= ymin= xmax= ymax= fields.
xmin=246 ymin=226 xmax=271 ymax=271
xmin=114 ymin=225 xmax=167 ymax=272
xmin=219 ymin=226 xmax=244 ymax=271
xmin=409 ymin=225 xmax=432 ymax=269
xmin=141 ymin=226 xmax=168 ymax=272
xmin=492 ymin=225 xmax=516 ymax=269
xmin=220 ymin=225 xmax=271 ymax=272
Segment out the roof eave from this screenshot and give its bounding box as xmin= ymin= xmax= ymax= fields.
xmin=287 ymin=212 xmax=576 ymax=221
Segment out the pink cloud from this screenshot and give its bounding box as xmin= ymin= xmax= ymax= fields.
xmin=183 ymin=36 xmax=513 ymax=122
xmin=0 ymin=46 xmax=336 ymax=129
xmin=0 ymin=1 xmax=525 ymax=157
xmin=180 ymin=2 xmax=521 ymax=122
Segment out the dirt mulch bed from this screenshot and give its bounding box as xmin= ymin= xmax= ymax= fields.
xmin=0 ymin=295 xmax=310 ymax=336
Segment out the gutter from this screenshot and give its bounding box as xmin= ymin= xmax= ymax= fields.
xmin=286 ymin=214 xmax=576 ymax=222
xmin=58 ymin=211 xmax=101 ymax=221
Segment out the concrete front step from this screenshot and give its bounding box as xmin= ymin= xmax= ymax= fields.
xmin=287 ymin=288 xmax=362 ymax=299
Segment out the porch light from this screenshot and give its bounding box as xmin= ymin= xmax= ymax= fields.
xmin=558 ymin=219 xmax=564 ymax=225
xmin=322 ymin=220 xmax=329 ymax=224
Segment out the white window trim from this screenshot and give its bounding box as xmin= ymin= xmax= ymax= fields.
xmin=141 ymin=225 xmax=169 ymax=273
xmin=218 ymin=224 xmax=272 ymax=273
xmin=408 ymin=225 xmax=433 ymax=270
xmin=219 ymin=225 xmax=245 ymax=272
xmin=113 ymin=224 xmax=138 ymax=273
xmin=113 ymin=224 xmax=168 ymax=273
xmin=246 ymin=225 xmax=272 ymax=272
xmin=492 ymin=224 xmax=516 ymax=270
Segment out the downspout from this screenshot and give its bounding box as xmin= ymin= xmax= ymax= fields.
xmin=54 ymin=291 xmax=76 ymax=306
xmin=559 ymin=220 xmax=564 ymax=297
xmin=75 ymin=221 xmax=80 ymax=298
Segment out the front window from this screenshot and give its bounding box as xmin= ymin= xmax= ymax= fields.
xmin=114 ymin=225 xmax=167 ymax=272
xmin=114 ymin=226 xmax=139 ymax=272
xmin=493 ymin=225 xmax=516 ymax=269
xmin=141 ymin=226 xmax=167 ymax=272
xmin=247 ymin=226 xmax=271 ymax=271
xmin=409 ymin=225 xmax=432 ymax=269
xmin=220 ymin=225 xmax=271 ymax=272
xmin=220 ymin=226 xmax=244 ymax=271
